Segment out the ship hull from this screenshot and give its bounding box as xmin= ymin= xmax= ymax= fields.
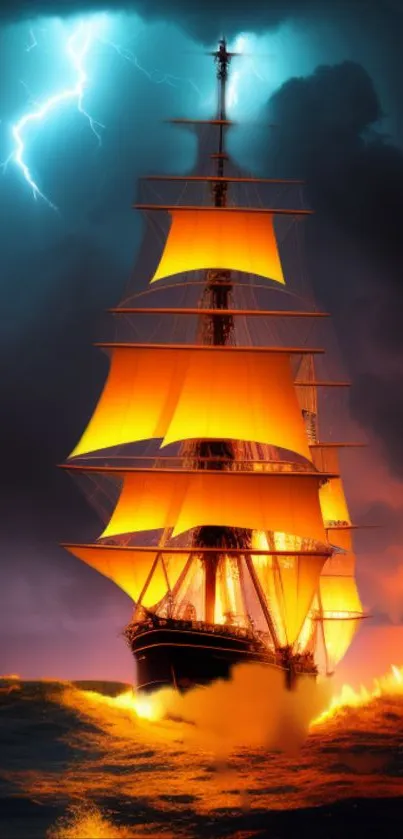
xmin=125 ymin=619 xmax=316 ymax=693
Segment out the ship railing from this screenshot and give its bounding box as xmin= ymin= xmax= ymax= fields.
xmin=157 ymin=457 xmax=313 ymax=474
xmin=123 ymin=619 xmax=314 ymax=670
xmin=288 ymin=652 xmax=317 ymax=674
xmin=125 ymin=616 xmax=276 ymax=652
xmin=188 ymin=620 xmax=255 ymax=638
xmin=92 ymin=455 xmax=314 ymax=474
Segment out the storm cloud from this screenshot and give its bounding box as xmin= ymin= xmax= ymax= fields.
xmin=0 ymin=1 xmax=378 ymax=35
xmin=247 ymin=60 xmax=403 ymax=475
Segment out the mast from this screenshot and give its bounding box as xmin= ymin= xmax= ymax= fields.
xmin=184 ymin=42 xmax=278 ymax=644
xmin=203 ymin=38 xmax=233 ymax=339
xmin=204 ymin=39 xmax=229 ymax=622
xmin=213 ymin=38 xmax=230 ymax=201
xmin=192 ymin=39 xmax=247 ymax=626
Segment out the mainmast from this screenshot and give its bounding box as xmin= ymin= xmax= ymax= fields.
xmin=213 ymin=38 xmax=230 ymax=202
xmin=201 ymin=38 xmax=234 ymax=340
xmin=192 ymin=39 xmax=249 ymax=626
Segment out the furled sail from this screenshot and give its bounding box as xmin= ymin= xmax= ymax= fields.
xmin=295 ymin=354 xmax=318 ymax=444
xmin=311 ymin=444 xmax=340 ymax=474
xmin=70 ymin=347 xmax=311 ymax=460
xmin=150 ymin=209 xmax=285 ymax=284
xmin=64 ymin=544 xmax=189 ymax=608
xmin=99 ymin=469 xmax=327 ymax=543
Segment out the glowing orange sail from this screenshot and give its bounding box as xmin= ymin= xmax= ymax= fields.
xmin=69 ymin=347 xmax=185 ymax=458
xmin=150 ymin=209 xmax=285 ymax=284
xmin=315 ymin=456 xmax=364 ymax=669
xmin=101 ymin=471 xmax=189 ymax=538
xmin=162 ymin=350 xmax=310 ymax=457
xmin=173 ymin=472 xmax=326 ymax=540
xmin=319 ymin=531 xmax=364 ymax=670
xmin=98 ymin=469 xmax=327 ymax=542
xmin=70 ymin=347 xmax=311 ymax=459
xmin=64 ymin=544 xmax=189 ymax=608
xmin=319 ymin=477 xmax=351 ymax=526
xmin=251 ymin=531 xmax=285 ymax=641
xmin=253 ymin=551 xmax=326 ymax=647
xmin=251 ymin=531 xmax=327 ymax=647
xmin=320 ymin=573 xmax=362 ymax=614
xmin=319 ymin=595 xmax=363 ymax=671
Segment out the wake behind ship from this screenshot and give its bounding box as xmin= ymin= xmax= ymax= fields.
xmin=62 ymin=40 xmax=365 ymax=694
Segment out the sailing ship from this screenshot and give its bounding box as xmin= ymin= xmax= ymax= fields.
xmin=62 ymin=40 xmax=365 ymax=693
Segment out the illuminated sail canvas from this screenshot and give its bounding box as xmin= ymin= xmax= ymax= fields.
xmin=62 ymin=39 xmax=365 ymax=695
xmin=150 ymin=208 xmax=285 ymax=284
xmin=71 ymin=347 xmax=312 ymax=459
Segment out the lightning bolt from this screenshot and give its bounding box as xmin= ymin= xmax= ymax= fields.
xmin=227 ymin=35 xmax=246 ymax=110
xmin=104 ymin=39 xmax=201 ymax=97
xmin=227 ymin=34 xmax=269 ymax=112
xmin=25 ymin=28 xmax=38 ymax=53
xmin=2 ymin=17 xmax=201 ymax=211
xmin=2 ymin=19 xmax=104 ymax=210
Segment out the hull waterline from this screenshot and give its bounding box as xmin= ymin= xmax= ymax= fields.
xmin=125 ymin=617 xmax=317 ymax=694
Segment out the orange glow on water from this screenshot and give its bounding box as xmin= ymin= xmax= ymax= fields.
xmin=83 ymin=686 xmax=164 ymax=723
xmin=60 ymin=664 xmax=329 ymax=756
xmin=4 ymin=661 xmax=403 ymax=835
xmin=61 ymin=662 xmax=403 ymax=746
xmin=0 ymin=674 xmax=21 ymax=695
xmin=312 ymin=664 xmax=403 ymax=725
xmin=48 ymin=803 xmax=134 ymax=839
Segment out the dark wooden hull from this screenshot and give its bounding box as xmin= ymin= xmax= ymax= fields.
xmin=125 ymin=618 xmax=316 ymax=693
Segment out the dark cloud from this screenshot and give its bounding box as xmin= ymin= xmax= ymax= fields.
xmin=350 ymin=373 xmax=403 ymax=472
xmin=0 ymin=0 xmax=401 ymax=43
xmin=252 ymin=60 xmax=403 ymax=475
xmin=0 ymin=0 xmax=337 ymax=35
xmin=0 ymin=233 xmax=119 ymax=484
xmin=355 ymin=502 xmax=403 ymax=555
xmin=262 ymin=61 xmax=391 ymax=257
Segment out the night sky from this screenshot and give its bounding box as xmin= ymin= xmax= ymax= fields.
xmin=1 ymin=0 xmax=403 ymax=682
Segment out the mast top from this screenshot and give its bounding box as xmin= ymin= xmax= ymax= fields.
xmin=209 ymin=38 xmax=238 ymax=203
xmin=211 ymin=38 xmax=236 ymax=82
